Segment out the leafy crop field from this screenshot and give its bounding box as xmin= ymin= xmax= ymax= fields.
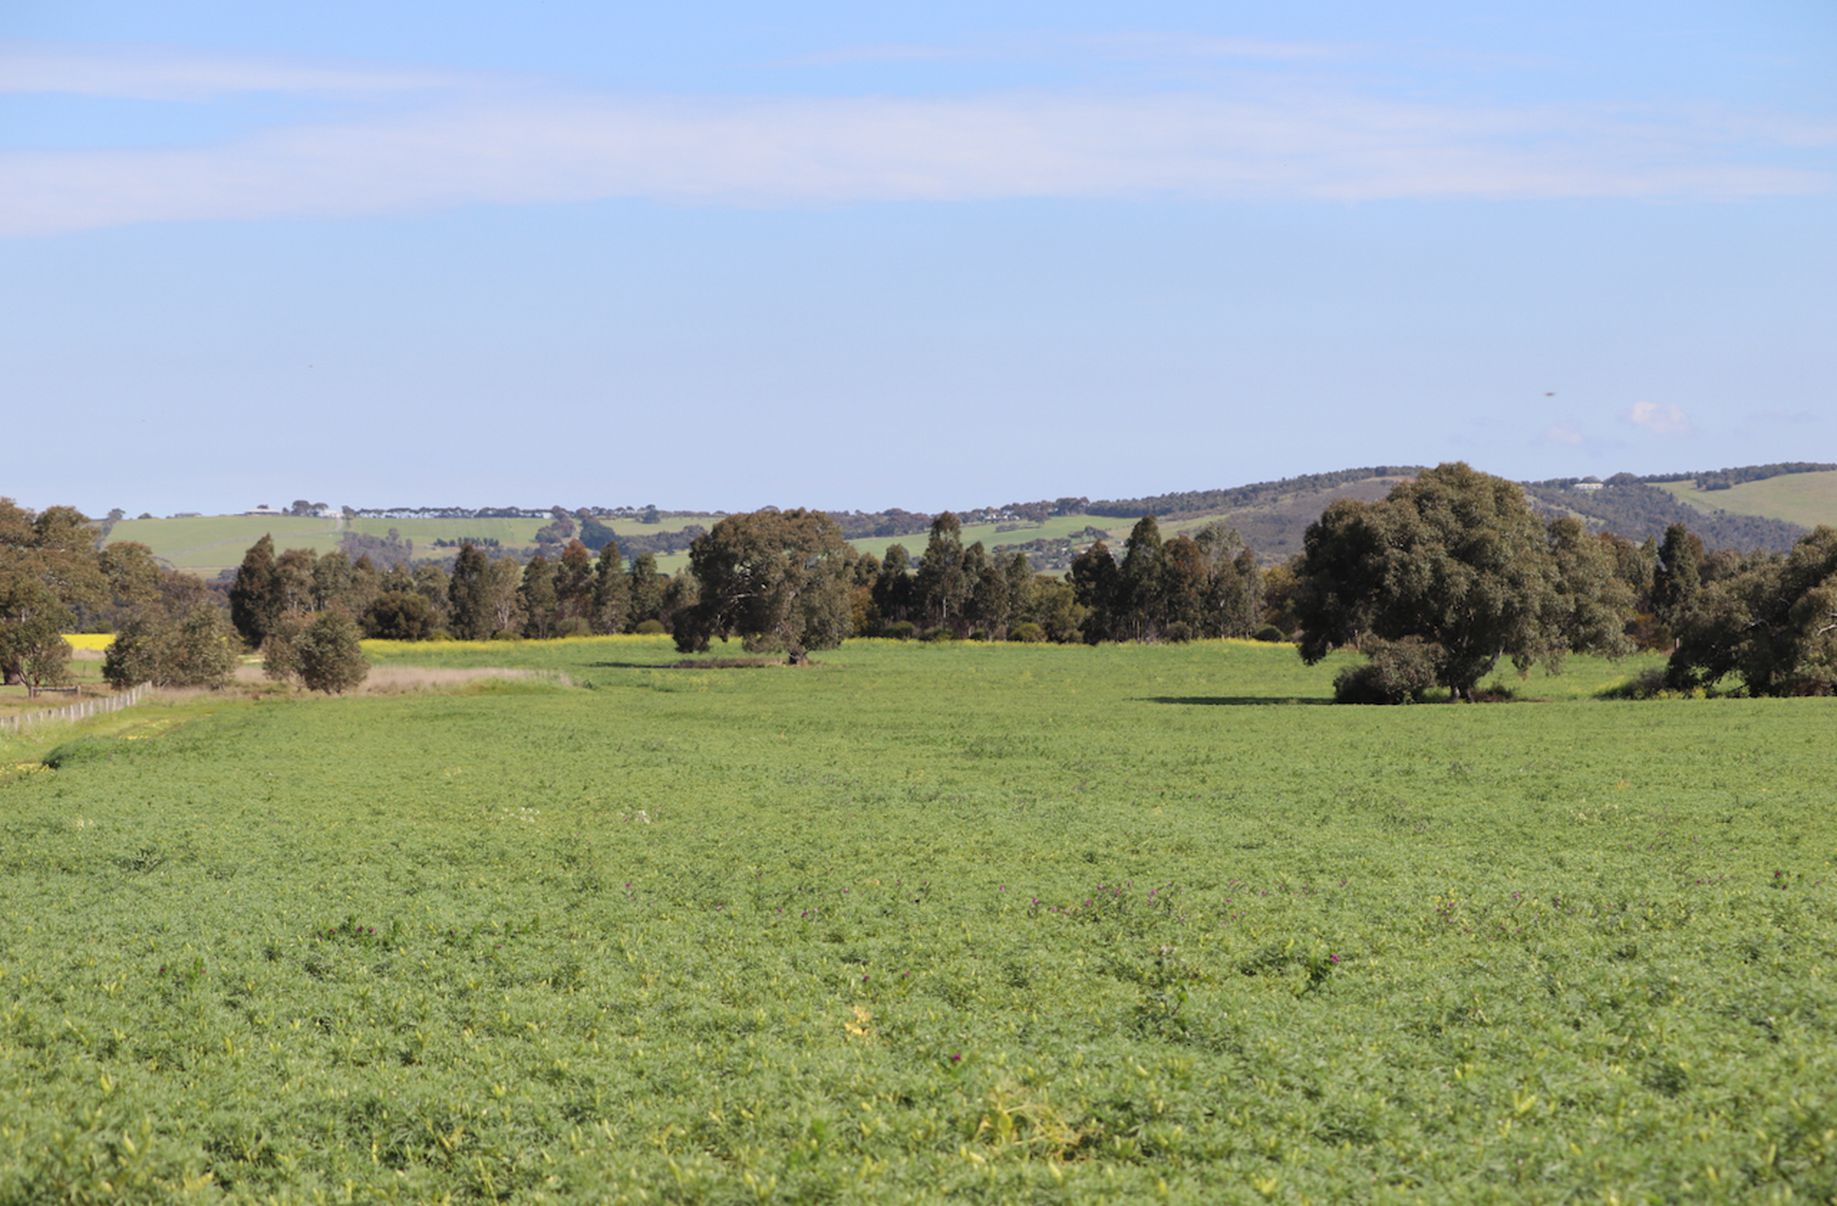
xmin=1655 ymin=472 xmax=1837 ymax=531
xmin=3 ymin=639 xmax=1833 ymax=1201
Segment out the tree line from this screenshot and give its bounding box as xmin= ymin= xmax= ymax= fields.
xmin=1290 ymin=463 xmax=1837 ymax=702
xmin=8 ymin=469 xmax=1835 ymax=703
xmin=1 ymin=499 xmax=241 ymax=695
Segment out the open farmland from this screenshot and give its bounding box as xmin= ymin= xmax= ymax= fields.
xmin=101 ymin=514 xmax=727 ymax=578
xmin=1654 ymin=471 xmax=1837 ymax=532
xmin=2 ymin=638 xmax=1834 ymax=1200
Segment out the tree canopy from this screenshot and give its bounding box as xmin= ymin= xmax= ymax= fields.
xmin=1295 ymin=463 xmax=1617 ymax=699
xmin=1668 ymin=525 xmax=1837 ymax=696
xmin=673 ymin=509 xmax=852 ymax=662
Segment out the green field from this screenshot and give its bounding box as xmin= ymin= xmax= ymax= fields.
xmin=1655 ymin=471 xmax=1837 ymax=531
xmin=100 ymin=490 xmax=1416 ymax=580
xmin=3 ymin=638 xmax=1834 ymax=1200
xmin=103 ymin=514 xmax=729 ymax=577
xmin=848 ymin=514 xmax=1124 ymax=563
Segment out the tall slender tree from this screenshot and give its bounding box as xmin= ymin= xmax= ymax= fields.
xmin=590 ymin=539 xmax=628 ymax=634
xmin=447 ymin=544 xmax=493 ymax=639
xmin=229 ymin=534 xmax=281 ymax=647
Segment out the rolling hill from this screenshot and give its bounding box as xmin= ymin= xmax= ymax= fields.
xmin=94 ymin=461 xmax=1833 ymax=578
xmin=1652 ymin=469 xmax=1837 ymax=530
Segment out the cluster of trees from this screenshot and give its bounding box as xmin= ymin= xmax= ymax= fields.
xmin=1295 ymin=465 xmax=1640 ymax=702
xmin=1 ymin=499 xmax=239 ymax=695
xmin=1664 ymin=525 xmax=1837 ymax=696
xmin=667 ymin=510 xmax=1275 ymax=657
xmin=1068 ymin=518 xmax=1263 ymax=643
xmin=1289 ymin=463 xmax=1837 ymax=702
xmin=865 ymin=513 xmax=1083 ymax=643
xmin=227 ymin=536 xmax=686 ymax=647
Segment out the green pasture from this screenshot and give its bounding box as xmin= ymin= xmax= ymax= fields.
xmin=105 ymin=516 xmax=344 ymax=578
xmin=848 ymin=514 xmax=1123 ymax=562
xmin=103 ymin=513 xmax=728 ymax=577
xmin=3 ymin=638 xmax=1833 ymax=1201
xmin=1655 ymin=471 xmax=1837 ymax=531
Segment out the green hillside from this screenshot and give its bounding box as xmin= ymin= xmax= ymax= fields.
xmin=102 ymin=513 xmax=724 ymax=577
xmin=100 ymin=465 xmax=1835 ymax=581
xmin=104 ymin=515 xmax=346 ymax=578
xmin=1654 ymin=470 xmax=1837 ymax=530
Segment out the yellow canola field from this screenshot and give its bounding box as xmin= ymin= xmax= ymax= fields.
xmin=62 ymin=633 xmax=115 ymax=651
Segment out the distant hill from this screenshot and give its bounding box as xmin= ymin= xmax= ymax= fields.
xmin=95 ymin=460 xmax=1832 ymax=577
xmin=1651 ymin=469 xmax=1837 ymax=532
xmin=1524 ymin=478 xmax=1805 ymax=552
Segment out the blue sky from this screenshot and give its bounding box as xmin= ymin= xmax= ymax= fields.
xmin=3 ymin=1 xmax=1833 ymax=516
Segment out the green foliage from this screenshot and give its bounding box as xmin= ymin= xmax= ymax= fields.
xmin=103 ymin=604 xmax=237 ymax=689
xmin=519 ymin=555 xmax=558 ymax=640
xmin=363 ymin=590 xmax=436 ymax=641
xmin=675 ymin=509 xmax=851 ymax=661
xmin=1668 ymin=525 xmax=1837 ymax=696
xmin=1652 ymin=523 xmax=1705 ymax=634
xmin=228 ymin=534 xmax=279 ymax=647
xmin=0 ymin=573 xmax=73 ymax=695
xmin=1008 ymin=621 xmax=1047 ymax=643
xmin=626 ymin=553 xmax=665 ymax=631
xmin=914 ymin=513 xmax=970 ymax=635
xmin=1297 ymin=463 xmax=1583 ymax=698
xmin=589 ymin=540 xmax=627 ymax=635
xmin=296 ymin=611 xmax=370 ymax=694
xmin=1332 ymin=637 xmax=1441 ymax=704
xmin=446 ymin=544 xmax=494 ymax=641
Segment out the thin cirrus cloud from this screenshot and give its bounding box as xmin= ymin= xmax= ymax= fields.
xmin=0 ymin=42 xmax=465 ymax=100
xmin=0 ymin=44 xmax=1831 ymax=238
xmin=789 ymin=32 xmax=1348 ymax=67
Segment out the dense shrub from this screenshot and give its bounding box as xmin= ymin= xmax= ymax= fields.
xmin=364 ymin=591 xmax=435 ymax=640
xmin=633 ymin=619 xmax=666 ymax=636
xmin=1333 ymin=638 xmax=1441 ymax=704
xmin=103 ymin=605 xmax=237 ymax=689
xmin=1009 ymin=622 xmax=1047 ymax=643
xmin=1254 ymin=624 xmax=1289 ymax=643
xmin=880 ymin=620 xmax=917 ymax=640
xmin=1162 ymin=621 xmax=1194 ymax=644
xmin=297 ymin=611 xmax=370 ymax=694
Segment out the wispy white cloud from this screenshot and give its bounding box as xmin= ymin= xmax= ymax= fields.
xmin=1625 ymin=401 xmax=1692 ymax=434
xmin=0 ymin=42 xmax=463 ymax=100
xmin=1081 ymin=33 xmax=1351 ymax=63
xmin=795 ymin=32 xmax=1347 ymax=68
xmin=1 ymin=45 xmax=1831 ymax=236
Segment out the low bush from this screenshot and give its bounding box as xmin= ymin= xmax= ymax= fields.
xmin=1334 ymin=637 xmax=1440 ymax=704
xmin=1009 ymin=622 xmax=1047 ymax=643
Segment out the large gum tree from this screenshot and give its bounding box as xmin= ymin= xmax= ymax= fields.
xmin=1295 ymin=462 xmax=1567 ymax=700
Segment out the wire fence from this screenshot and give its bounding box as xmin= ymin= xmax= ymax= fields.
xmin=0 ymin=684 xmax=153 ymax=735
